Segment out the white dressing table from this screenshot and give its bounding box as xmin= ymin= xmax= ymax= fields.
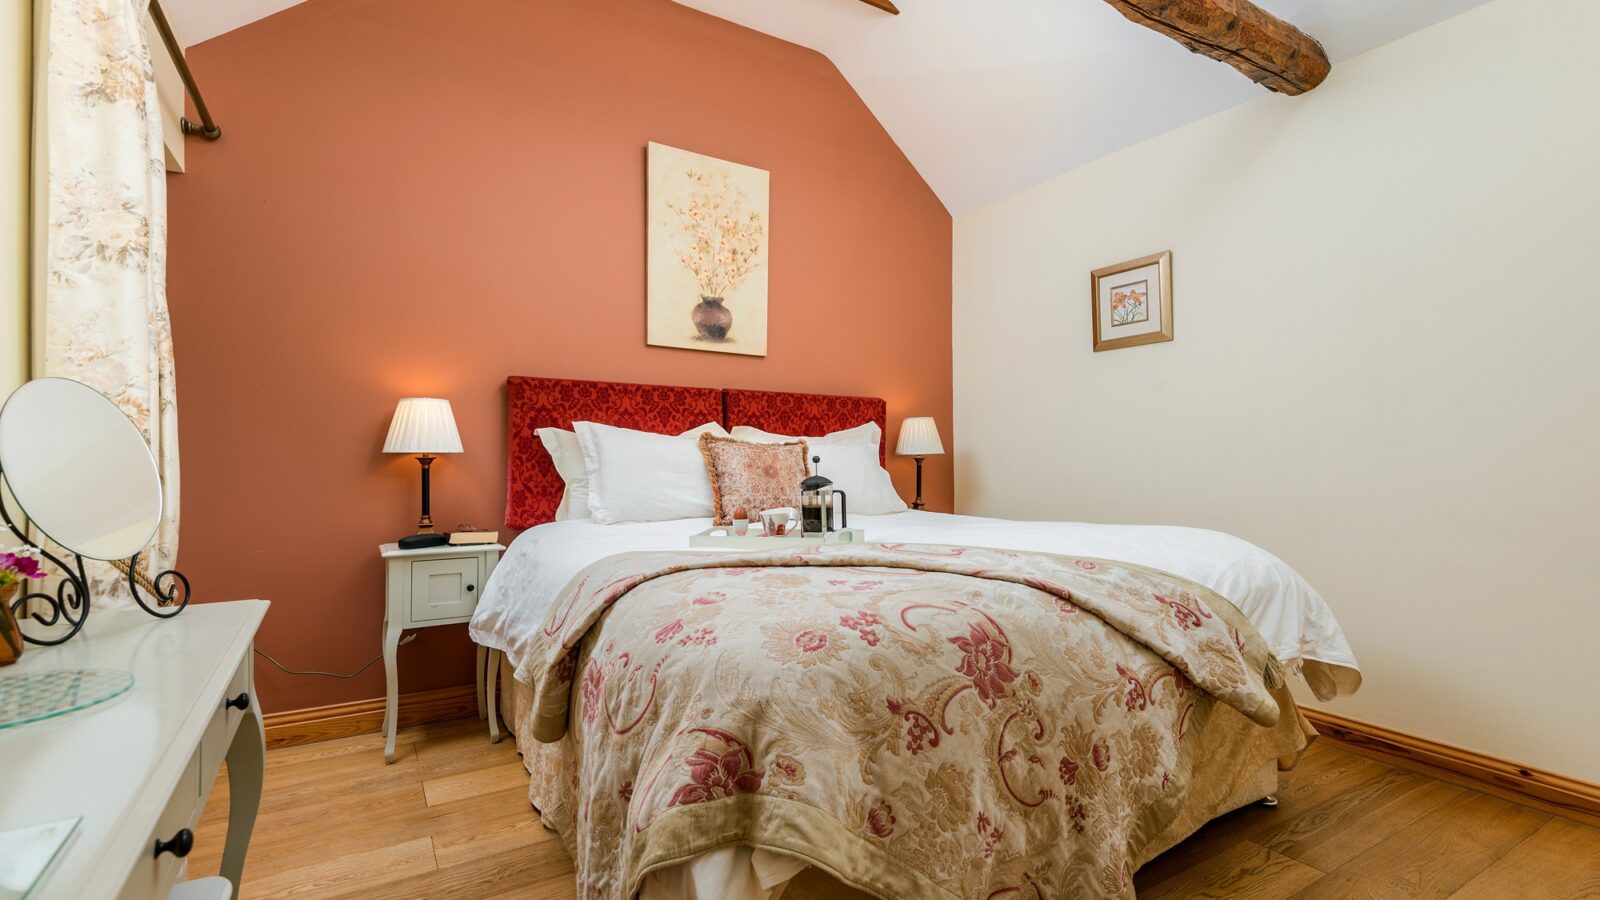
xmin=0 ymin=600 xmax=268 ymax=899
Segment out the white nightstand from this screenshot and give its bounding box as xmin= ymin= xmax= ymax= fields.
xmin=380 ymin=541 xmax=504 ymax=763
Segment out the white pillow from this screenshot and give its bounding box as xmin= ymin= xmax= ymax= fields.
xmin=537 ymin=427 xmax=590 ymax=520
xmin=730 ymin=420 xmax=881 ymax=450
xmin=574 ymin=421 xmax=727 ymax=524
xmin=803 ymin=441 xmax=907 ymax=516
xmin=540 ymin=423 xmax=720 ymax=520
xmin=728 ymin=422 xmax=905 ymax=515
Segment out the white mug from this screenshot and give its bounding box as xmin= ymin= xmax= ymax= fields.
xmin=759 ymin=507 xmax=798 ymax=536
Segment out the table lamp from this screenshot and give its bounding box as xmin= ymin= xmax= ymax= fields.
xmin=384 ymin=398 xmax=463 ymax=549
xmin=895 ymin=416 xmax=944 ymax=511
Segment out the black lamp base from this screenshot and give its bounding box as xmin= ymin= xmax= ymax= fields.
xmin=912 ymin=456 xmax=926 ymax=510
xmin=413 ymin=455 xmax=438 ymax=533
xmin=396 ymin=455 xmax=447 ymax=548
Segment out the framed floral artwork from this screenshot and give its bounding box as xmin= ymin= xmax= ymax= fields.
xmin=1091 ymin=251 xmax=1173 ymax=352
xmin=646 ymin=142 xmax=769 ymax=357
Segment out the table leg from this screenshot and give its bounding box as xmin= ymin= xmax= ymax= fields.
xmin=383 ymin=618 xmax=403 ymax=764
xmin=486 ymin=648 xmax=503 ymax=744
xmin=475 ymin=643 xmax=487 ymax=721
xmin=220 ymin=694 xmax=264 ymax=893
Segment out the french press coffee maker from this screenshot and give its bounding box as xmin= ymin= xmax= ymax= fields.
xmin=800 ymin=455 xmax=848 ymax=536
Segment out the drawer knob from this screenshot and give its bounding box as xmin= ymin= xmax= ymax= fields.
xmin=467 ymin=584 xmax=475 ymax=593
xmin=154 ymin=828 xmax=194 ymax=859
xmin=225 ymin=692 xmax=250 ymax=711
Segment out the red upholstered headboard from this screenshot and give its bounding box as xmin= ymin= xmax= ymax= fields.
xmin=505 ymin=376 xmax=724 ymax=529
xmin=505 ymin=377 xmax=889 ymax=529
xmin=723 ymin=388 xmax=887 ymax=465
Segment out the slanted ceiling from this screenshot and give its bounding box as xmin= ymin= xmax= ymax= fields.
xmin=672 ymin=0 xmax=1496 ymax=211
xmin=162 ymin=0 xmax=1496 ymax=212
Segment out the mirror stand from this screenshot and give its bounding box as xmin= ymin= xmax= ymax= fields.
xmin=0 ymin=485 xmax=191 ymax=647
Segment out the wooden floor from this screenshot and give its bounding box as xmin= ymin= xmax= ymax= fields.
xmin=189 ymin=716 xmax=1600 ymax=899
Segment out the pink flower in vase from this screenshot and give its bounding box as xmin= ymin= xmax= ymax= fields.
xmin=0 ymin=550 xmax=46 ymax=588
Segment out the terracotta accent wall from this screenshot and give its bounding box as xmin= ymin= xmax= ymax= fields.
xmin=166 ymin=0 xmax=953 ymax=713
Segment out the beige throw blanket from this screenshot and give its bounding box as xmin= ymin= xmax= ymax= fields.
xmin=522 ymin=543 xmax=1284 ymax=899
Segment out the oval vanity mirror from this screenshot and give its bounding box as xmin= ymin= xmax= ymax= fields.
xmin=0 ymin=378 xmax=163 ymax=561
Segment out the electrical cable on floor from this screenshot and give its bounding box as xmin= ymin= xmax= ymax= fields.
xmin=254 ymin=633 xmax=416 ymax=678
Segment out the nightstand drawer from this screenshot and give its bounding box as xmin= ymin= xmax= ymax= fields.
xmin=409 ymin=556 xmax=481 ymax=622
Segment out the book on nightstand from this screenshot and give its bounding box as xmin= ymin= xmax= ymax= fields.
xmin=448 ymin=530 xmax=500 ymax=546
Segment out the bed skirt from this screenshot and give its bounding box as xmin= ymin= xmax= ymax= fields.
xmin=494 ymin=651 xmax=1309 ymax=899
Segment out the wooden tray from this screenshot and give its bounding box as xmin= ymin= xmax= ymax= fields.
xmin=690 ymin=527 xmax=868 ymax=549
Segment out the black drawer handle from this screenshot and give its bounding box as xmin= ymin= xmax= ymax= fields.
xmin=225 ymin=692 xmax=250 ymax=711
xmin=154 ymin=828 xmax=194 ymax=859
xmin=467 ymin=584 xmax=475 ymax=593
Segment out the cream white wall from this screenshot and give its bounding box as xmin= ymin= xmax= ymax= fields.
xmin=954 ymin=0 xmax=1600 ymax=782
xmin=1 ymin=0 xmax=28 ymax=393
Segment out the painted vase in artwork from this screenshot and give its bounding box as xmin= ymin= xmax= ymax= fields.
xmin=693 ymin=296 xmax=733 ymax=341
xmin=0 ymin=583 xmax=22 ymax=667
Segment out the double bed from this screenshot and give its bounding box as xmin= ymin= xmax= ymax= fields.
xmin=470 ymin=376 xmax=1361 ymax=900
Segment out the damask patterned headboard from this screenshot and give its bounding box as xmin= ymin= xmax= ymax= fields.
xmin=504 ymin=376 xmax=723 ymax=529
xmin=504 ymin=377 xmax=888 ymax=529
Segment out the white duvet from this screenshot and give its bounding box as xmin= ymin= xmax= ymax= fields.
xmin=470 ymin=510 xmax=1361 ymax=701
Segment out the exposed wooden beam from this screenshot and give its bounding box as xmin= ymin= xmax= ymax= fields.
xmin=857 ymin=0 xmax=900 ymax=14
xmin=1101 ymin=0 xmax=1330 ymax=95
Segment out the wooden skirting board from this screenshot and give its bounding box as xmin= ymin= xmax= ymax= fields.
xmin=1303 ymin=707 xmax=1600 ymax=828
xmin=261 ymin=687 xmax=1600 ymax=827
xmin=262 ymin=684 xmax=479 ymax=750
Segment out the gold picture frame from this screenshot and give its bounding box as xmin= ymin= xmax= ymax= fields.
xmin=1091 ymin=251 xmax=1173 ymax=352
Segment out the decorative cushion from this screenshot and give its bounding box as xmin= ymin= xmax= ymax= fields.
xmin=724 ymin=389 xmax=887 ymax=465
xmin=727 ymin=422 xmax=906 ymax=516
xmin=505 ymin=377 xmax=724 ymax=529
xmin=698 ymin=434 xmax=810 ymax=526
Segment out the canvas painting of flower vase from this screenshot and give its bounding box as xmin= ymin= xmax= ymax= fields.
xmin=647 ymin=142 xmax=770 ymax=356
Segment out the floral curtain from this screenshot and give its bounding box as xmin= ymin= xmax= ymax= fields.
xmin=35 ymin=0 xmax=178 ymax=602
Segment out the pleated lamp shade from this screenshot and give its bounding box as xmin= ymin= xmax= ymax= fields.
xmin=383 ymin=398 xmax=463 ymax=454
xmin=895 ymin=417 xmax=944 ymax=456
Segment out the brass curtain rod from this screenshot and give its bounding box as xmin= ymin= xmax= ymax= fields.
xmin=147 ymin=0 xmax=221 ymax=140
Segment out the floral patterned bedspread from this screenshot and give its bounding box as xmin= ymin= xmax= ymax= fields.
xmin=521 ymin=543 xmax=1285 ymax=899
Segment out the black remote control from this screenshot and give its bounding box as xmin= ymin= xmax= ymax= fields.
xmin=398 ymin=533 xmax=449 ymax=550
